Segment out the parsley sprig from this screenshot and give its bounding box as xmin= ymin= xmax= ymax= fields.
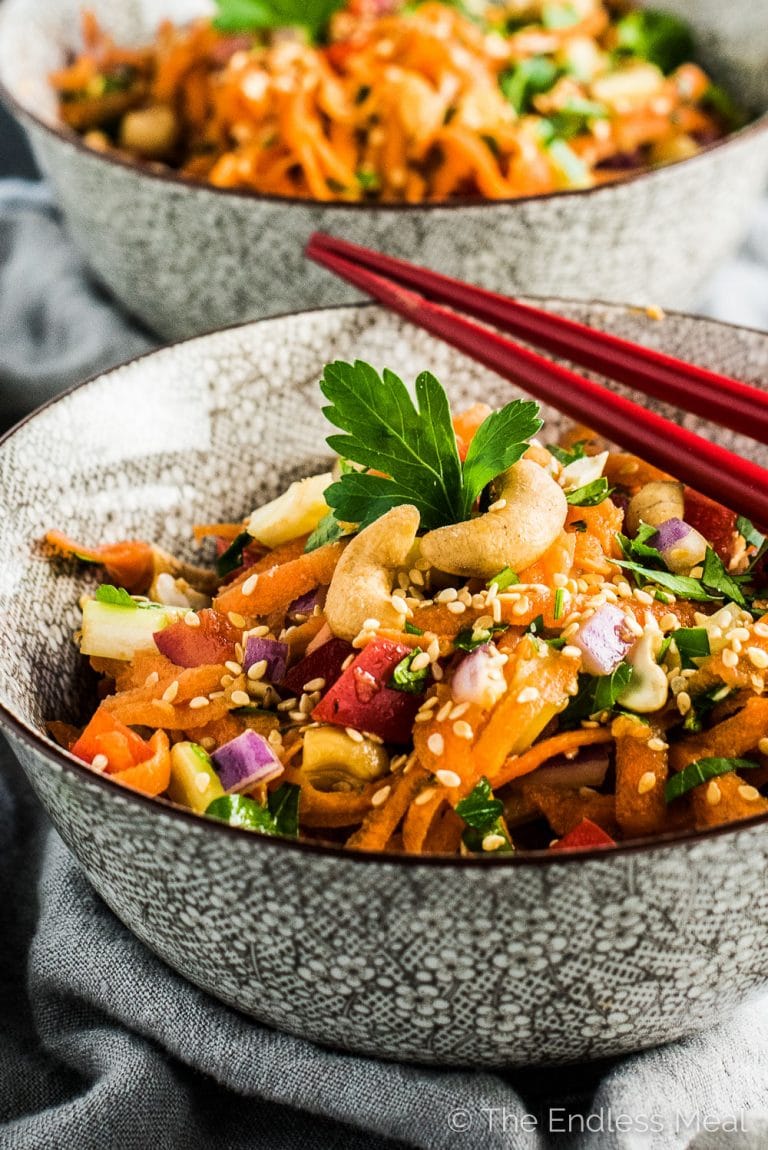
xmin=213 ymin=0 xmax=343 ymax=41
xmin=455 ymin=778 xmax=513 ymax=853
xmin=320 ymin=361 xmax=541 ymax=531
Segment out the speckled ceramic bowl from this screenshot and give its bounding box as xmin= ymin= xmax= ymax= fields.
xmin=2 ymin=301 xmax=768 ymax=1066
xmin=1 ymin=0 xmax=768 ymax=340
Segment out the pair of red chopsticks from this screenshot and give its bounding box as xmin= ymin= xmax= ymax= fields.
xmin=306 ymin=232 xmax=768 ymax=526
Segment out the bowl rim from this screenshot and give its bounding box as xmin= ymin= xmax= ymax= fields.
xmin=1 ymin=23 xmax=767 ymax=215
xmin=3 ymin=298 xmax=768 ymax=868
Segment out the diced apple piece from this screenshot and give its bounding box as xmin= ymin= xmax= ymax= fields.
xmin=247 ymin=472 xmax=332 ymax=548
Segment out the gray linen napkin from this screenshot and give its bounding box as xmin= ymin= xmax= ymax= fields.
xmin=1 ymin=180 xmax=768 ymax=1150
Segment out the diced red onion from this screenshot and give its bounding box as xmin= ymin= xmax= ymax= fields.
xmin=287 ymin=589 xmax=320 ymax=622
xmin=651 ymin=518 xmax=708 ymax=573
xmin=572 ymin=604 xmax=632 ymax=676
xmin=515 ymin=751 xmax=610 ymax=792
xmin=451 ymin=644 xmax=507 ymax=708
xmin=212 ymin=730 xmax=283 ymax=792
xmin=243 ymin=637 xmax=288 ymax=683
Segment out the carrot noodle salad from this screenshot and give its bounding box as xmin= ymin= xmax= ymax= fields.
xmin=48 ymin=362 xmax=768 ymax=854
xmin=50 ymin=1 xmax=742 ymax=203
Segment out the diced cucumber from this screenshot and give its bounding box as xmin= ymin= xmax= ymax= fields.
xmin=80 ymin=599 xmax=183 ymax=660
xmin=167 ymin=742 xmax=225 ymax=813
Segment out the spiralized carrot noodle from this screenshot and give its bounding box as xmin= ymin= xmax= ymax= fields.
xmin=51 ymin=0 xmax=734 ymax=204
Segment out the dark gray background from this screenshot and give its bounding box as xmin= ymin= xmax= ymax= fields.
xmin=0 ymin=103 xmax=38 ymax=178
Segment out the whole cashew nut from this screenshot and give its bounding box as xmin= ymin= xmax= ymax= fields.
xmin=325 ymin=505 xmax=420 ymax=640
xmin=419 ymin=460 xmax=567 ymax=579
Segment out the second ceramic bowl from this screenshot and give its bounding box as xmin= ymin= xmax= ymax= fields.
xmin=1 ymin=0 xmax=768 ymax=338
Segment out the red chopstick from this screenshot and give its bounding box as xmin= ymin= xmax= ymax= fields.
xmin=306 ymin=236 xmax=768 ymax=526
xmin=308 ymin=232 xmax=768 ymax=445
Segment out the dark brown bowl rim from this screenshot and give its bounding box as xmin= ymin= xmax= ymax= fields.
xmin=1 ymin=299 xmax=768 ymax=869
xmin=1 ymin=30 xmax=767 ymax=214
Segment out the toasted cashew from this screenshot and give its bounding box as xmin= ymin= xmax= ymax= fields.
xmin=325 ymin=505 xmax=420 ymax=640
xmin=420 ymin=460 xmax=567 ymax=579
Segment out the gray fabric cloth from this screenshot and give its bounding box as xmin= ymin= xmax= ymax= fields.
xmin=1 ymin=180 xmax=768 ymax=1150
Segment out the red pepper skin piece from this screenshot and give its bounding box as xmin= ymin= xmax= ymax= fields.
xmin=71 ymin=709 xmax=153 ymax=771
xmin=312 ymin=638 xmax=423 ymax=743
xmin=281 ymin=637 xmax=353 ymax=695
xmin=550 ymin=818 xmax=616 ymax=851
xmin=154 ymin=609 xmax=237 ymax=668
xmin=683 ymin=487 xmax=737 ymax=564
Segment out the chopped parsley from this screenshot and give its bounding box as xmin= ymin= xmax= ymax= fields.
xmin=701 ymin=547 xmax=747 ymax=608
xmin=213 ymin=0 xmax=344 ymax=41
xmin=665 ymin=757 xmax=759 ymax=803
xmin=320 ymin=361 xmax=541 ymax=530
xmin=390 ymin=649 xmax=430 ymax=694
xmin=455 ymin=624 xmax=508 ymax=652
xmin=565 ymin=477 xmax=611 ymax=507
xmin=94 ymin=585 xmax=163 ymax=611
xmin=612 ymin=558 xmax=718 ymax=602
xmin=405 ymin=620 xmax=425 ymax=636
xmin=499 ymin=56 xmax=560 ymax=114
xmin=672 ymin=626 xmax=710 ymax=667
xmin=553 ymin=587 xmax=565 ymax=620
xmin=206 ymin=783 xmax=300 ymax=837
xmin=614 ymin=8 xmax=694 ymax=74
xmin=455 ymin=777 xmax=513 ymax=853
xmin=547 ymin=440 xmax=587 ymax=466
xmin=682 ymin=684 xmax=730 ymax=733
xmin=562 ymin=662 xmax=634 ymax=725
xmin=305 ymin=512 xmax=348 ymax=553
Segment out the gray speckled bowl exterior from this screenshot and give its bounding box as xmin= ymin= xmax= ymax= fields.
xmin=1 ymin=0 xmax=768 ymax=340
xmin=2 ymin=301 xmax=768 ymax=1066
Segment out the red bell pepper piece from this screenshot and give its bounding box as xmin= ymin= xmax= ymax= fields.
xmin=153 ymin=608 xmax=236 ymax=668
xmin=683 ymin=487 xmax=737 ymax=564
xmin=312 ymin=638 xmax=423 ymax=743
xmin=71 ymin=709 xmax=153 ymax=773
xmin=550 ymin=818 xmax=616 ymax=851
xmin=281 ymin=637 xmax=354 ymax=695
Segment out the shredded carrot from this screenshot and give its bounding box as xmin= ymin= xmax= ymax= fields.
xmin=495 ymin=728 xmax=613 ymax=788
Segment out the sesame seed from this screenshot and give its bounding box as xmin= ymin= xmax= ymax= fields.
xmin=432 ymin=664 xmax=444 ymax=681
xmin=427 ymin=732 xmax=445 ymax=756
xmin=419 ymin=695 xmax=439 ymax=712
xmin=676 ymin=691 xmax=691 ymax=715
xmin=414 ymin=712 xmax=433 ymax=722
xmin=267 ymin=730 xmax=282 ymax=748
xmin=250 ymin=624 xmax=270 ymax=638
xmin=235 ymin=642 xmax=244 ymax=662
xmin=410 ymin=651 xmax=430 ymax=672
xmin=436 ymin=587 xmax=458 ymax=603
xmin=516 ymin=686 xmax=539 ymax=704
xmin=241 ymin=573 xmax=260 ymax=596
xmin=474 ymin=614 xmax=494 ymax=631
xmin=758 ymin=737 xmax=768 ymax=756
xmin=289 ymin=711 xmax=309 ymax=723
xmin=447 ymin=601 xmax=466 ymax=615
xmin=436 ymin=768 xmax=461 ymax=788
xmin=625 ymin=615 xmax=643 ymax=637
xmin=372 ymin=785 xmax=391 ymax=807
xmin=647 ymin=737 xmax=668 ymax=752
xmin=482 ymin=833 xmax=506 ymax=851
xmin=452 ymin=720 xmax=473 ymax=740
xmin=488 ymin=498 xmax=507 ymax=512
xmin=223 ymin=661 xmax=242 ymax=676
xmin=199 ymin=737 xmax=216 ymax=750
xmin=298 ymin=693 xmax=314 ymax=714
xmin=562 ymin=645 xmax=582 ymax=659
xmin=91 ymin=753 xmax=108 ymax=772
xmin=183 ymin=612 xmax=201 ymax=627
xmin=414 ymin=787 xmax=436 ymax=806
xmin=189 ymin=696 xmax=210 ymax=709
xmin=228 ymin=612 xmax=246 ymax=629
xmin=162 ymin=680 xmax=179 ymax=703
xmin=276 ymin=697 xmax=297 ymax=711
xmin=144 ymin=671 xmax=160 ymax=687
xmin=722 ymin=648 xmax=739 ymax=668
xmin=637 ymin=771 xmax=656 ymax=795
xmin=341 ymin=654 xmax=355 ymax=671
xmin=729 ymin=627 xmax=752 ymax=642
xmin=660 ymin=613 xmax=679 ymax=632
xmin=706 ymin=780 xmax=722 ymax=806
xmin=449 ymin=702 xmax=470 ymax=719
xmin=409 ymin=568 xmax=424 ymax=586
xmin=436 ymin=700 xmax=453 ymax=722
xmin=616 ymin=581 xmax=632 ymax=599
xmin=362 ymin=617 xmax=380 ymax=631
xmin=748 ymin=647 xmax=768 ymax=669
xmin=491 ymin=599 xmax=502 ymax=623
xmin=230 ymin=690 xmax=250 ymax=706
xmin=738 ymin=784 xmax=761 ymax=803
xmin=345 ymin=727 xmax=364 ymax=743
xmin=427 ymin=638 xmax=440 ymax=661
xmin=247 ymin=660 xmax=267 ymax=681
xmin=754 ymin=622 xmax=768 ymax=638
